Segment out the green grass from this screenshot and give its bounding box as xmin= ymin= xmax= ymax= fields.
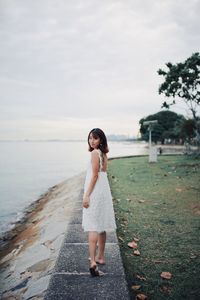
xmin=108 ymin=155 xmax=200 ymax=300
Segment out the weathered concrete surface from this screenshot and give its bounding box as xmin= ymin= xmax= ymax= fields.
xmin=44 ymin=190 xmax=130 ymax=300
xmin=0 ymin=173 xmax=86 ymax=300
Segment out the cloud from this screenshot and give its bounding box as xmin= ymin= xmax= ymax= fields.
xmin=0 ymin=76 xmax=40 ymax=88
xmin=0 ymin=0 xmax=199 ymax=139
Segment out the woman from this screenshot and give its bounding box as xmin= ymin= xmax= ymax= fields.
xmin=82 ymin=128 xmax=116 ymax=276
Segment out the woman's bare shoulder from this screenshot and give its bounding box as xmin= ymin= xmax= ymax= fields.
xmin=91 ymin=149 xmax=99 ymax=157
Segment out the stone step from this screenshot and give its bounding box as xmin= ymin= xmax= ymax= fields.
xmin=44 ymin=192 xmax=130 ymax=300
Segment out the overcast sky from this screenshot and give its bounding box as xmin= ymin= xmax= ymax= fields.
xmin=0 ymin=0 xmax=200 ymax=140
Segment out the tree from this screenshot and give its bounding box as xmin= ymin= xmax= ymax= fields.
xmin=180 ymin=119 xmax=196 ymax=143
xmin=158 ymin=52 xmax=200 ymax=121
xmin=139 ymin=110 xmax=185 ymax=144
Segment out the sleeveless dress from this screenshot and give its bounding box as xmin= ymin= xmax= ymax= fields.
xmin=82 ymin=149 xmax=117 ymax=233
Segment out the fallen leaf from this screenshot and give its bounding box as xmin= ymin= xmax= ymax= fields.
xmin=133 ymin=237 xmax=139 ymax=242
xmin=128 ymin=241 xmax=138 ymax=249
xmin=131 ymin=285 xmax=141 ymax=290
xmin=136 ymin=274 xmax=146 ymax=281
xmin=136 ymin=293 xmax=147 ymax=300
xmin=118 ymin=236 xmax=124 ymax=242
xmin=160 ymin=272 xmax=172 ymax=280
xmin=190 ymin=254 xmax=197 ymax=259
xmin=134 ymin=250 xmax=141 ymax=256
xmin=160 ymin=285 xmax=172 ymax=294
xmin=138 ymin=200 xmax=145 ymax=203
xmin=175 ymin=188 xmax=183 ymax=192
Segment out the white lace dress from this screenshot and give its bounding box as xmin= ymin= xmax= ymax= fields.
xmin=82 ymin=149 xmax=117 ymax=233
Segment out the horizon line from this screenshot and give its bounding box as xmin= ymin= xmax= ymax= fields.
xmin=0 ymin=137 xmax=138 ymax=142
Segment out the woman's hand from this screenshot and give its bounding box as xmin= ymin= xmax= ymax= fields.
xmin=83 ymin=195 xmax=90 ymax=208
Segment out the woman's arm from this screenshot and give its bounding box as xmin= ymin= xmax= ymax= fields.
xmin=83 ymin=150 xmax=99 ymax=208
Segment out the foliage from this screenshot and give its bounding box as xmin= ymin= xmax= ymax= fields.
xmin=158 ymin=52 xmax=200 ymax=120
xmin=139 ymin=110 xmax=185 ymax=144
xmin=180 ymin=119 xmax=196 ymax=143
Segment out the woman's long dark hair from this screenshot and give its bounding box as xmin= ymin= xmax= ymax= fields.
xmin=87 ymin=128 xmax=109 ymax=153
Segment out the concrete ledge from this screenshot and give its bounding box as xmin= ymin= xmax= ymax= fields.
xmin=54 ymin=243 xmax=125 ymax=275
xmin=45 ymin=273 xmax=129 ymax=300
xmin=63 ymin=224 xmax=118 ymax=244
xmin=44 ymin=188 xmax=130 ymax=300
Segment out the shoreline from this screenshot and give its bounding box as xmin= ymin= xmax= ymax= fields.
xmin=0 ymin=172 xmax=85 ymax=299
xmin=0 ymin=149 xmax=195 ymax=299
xmin=0 ymin=184 xmax=58 ymax=260
xmin=0 ymin=145 xmax=189 ymax=258
xmin=0 ymin=145 xmax=193 ymax=260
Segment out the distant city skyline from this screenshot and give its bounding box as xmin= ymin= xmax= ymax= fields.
xmin=0 ymin=133 xmax=137 ymax=142
xmin=0 ymin=0 xmax=199 ymax=140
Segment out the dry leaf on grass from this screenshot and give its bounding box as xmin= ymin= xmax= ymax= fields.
xmin=160 ymin=272 xmax=172 ymax=280
xmin=133 ymin=237 xmax=139 ymax=242
xmin=134 ymin=250 xmax=141 ymax=256
xmin=136 ymin=293 xmax=147 ymax=300
xmin=175 ymin=188 xmax=183 ymax=192
xmin=118 ymin=236 xmax=124 ymax=242
xmin=136 ymin=274 xmax=146 ymax=281
xmin=128 ymin=241 xmax=138 ymax=249
xmin=131 ymin=285 xmax=141 ymax=290
xmin=138 ymin=200 xmax=145 ymax=203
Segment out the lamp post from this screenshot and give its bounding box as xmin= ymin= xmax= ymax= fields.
xmin=143 ymin=120 xmax=158 ymax=162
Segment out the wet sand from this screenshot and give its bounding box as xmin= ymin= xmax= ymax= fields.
xmin=0 ymin=172 xmax=85 ymax=300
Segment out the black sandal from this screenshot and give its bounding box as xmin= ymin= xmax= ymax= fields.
xmin=89 ymin=265 xmax=100 ymax=277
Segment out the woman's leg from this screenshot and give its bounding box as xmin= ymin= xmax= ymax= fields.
xmin=88 ymin=231 xmax=98 ymax=267
xmin=96 ymin=231 xmax=106 ymax=263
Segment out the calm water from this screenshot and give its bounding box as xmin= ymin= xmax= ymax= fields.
xmin=0 ymin=140 xmax=148 ymax=234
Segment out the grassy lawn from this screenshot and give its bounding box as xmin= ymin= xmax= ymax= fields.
xmin=108 ymin=155 xmax=200 ymax=300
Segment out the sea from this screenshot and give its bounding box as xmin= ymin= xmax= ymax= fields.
xmin=0 ymin=140 xmax=148 ymax=235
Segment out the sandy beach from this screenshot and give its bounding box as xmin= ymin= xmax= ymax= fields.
xmin=0 ymin=172 xmax=85 ymax=300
